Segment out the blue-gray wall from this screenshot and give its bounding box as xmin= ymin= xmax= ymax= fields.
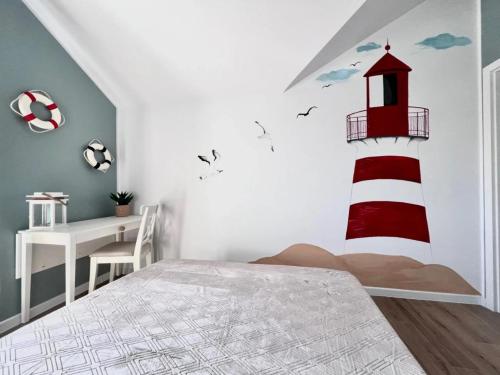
xmin=0 ymin=0 xmax=116 ymax=321
xmin=482 ymin=0 xmax=500 ymax=67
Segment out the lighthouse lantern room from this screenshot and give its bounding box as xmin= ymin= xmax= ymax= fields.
xmin=347 ymin=44 xmax=429 ymax=141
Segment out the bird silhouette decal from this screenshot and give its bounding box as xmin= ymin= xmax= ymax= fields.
xmin=322 ymin=84 xmax=333 ymax=89
xmin=296 ymin=106 xmax=318 ymax=119
xmin=350 ymin=61 xmax=361 ymax=67
xmin=197 ymin=149 xmax=223 ymax=180
xmin=254 ymin=121 xmax=275 ymax=152
xmin=197 ymin=155 xmax=211 ymax=166
xmin=212 ymin=149 xmax=220 ymax=162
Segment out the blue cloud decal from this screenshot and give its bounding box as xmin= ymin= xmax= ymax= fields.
xmin=317 ymin=68 xmax=359 ymax=82
xmin=416 ymin=33 xmax=471 ymax=50
xmin=356 ymin=42 xmax=381 ymax=53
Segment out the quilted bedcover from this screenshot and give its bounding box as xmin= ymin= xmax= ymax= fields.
xmin=0 ymin=260 xmax=425 ymax=374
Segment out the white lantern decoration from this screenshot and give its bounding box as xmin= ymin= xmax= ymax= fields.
xmin=26 ymin=192 xmax=69 ymax=229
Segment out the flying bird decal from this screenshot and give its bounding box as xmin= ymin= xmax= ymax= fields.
xmin=197 ymin=149 xmax=223 ymax=180
xmin=199 ymin=169 xmax=223 ymax=180
xmin=297 ymin=106 xmax=318 ymax=119
xmin=350 ymin=61 xmax=362 ymax=67
xmin=197 ymin=155 xmax=211 ymax=165
xmin=212 ymin=149 xmax=220 ymax=161
xmin=254 ymin=121 xmax=267 ymax=135
xmin=254 ymin=121 xmax=275 ymax=152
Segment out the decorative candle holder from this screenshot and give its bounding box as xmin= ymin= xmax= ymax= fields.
xmin=26 ymin=192 xmax=69 ymax=229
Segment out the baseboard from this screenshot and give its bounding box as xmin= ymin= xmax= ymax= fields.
xmin=365 ymin=286 xmax=482 ymax=305
xmin=0 ymin=273 xmax=110 ymax=335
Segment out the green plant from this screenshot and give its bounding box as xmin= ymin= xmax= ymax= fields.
xmin=109 ymin=191 xmax=134 ymax=206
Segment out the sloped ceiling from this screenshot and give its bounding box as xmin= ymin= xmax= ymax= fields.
xmin=285 ymin=0 xmax=426 ymax=90
xmin=24 ymin=0 xmax=427 ymax=102
xmin=24 ymin=0 xmax=365 ymax=103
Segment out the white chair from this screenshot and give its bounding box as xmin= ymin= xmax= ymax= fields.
xmin=88 ymin=204 xmax=158 ymax=293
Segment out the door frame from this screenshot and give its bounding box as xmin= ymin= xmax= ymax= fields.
xmin=481 ymin=58 xmax=500 ymax=312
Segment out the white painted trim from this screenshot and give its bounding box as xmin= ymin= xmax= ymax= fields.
xmin=481 ymin=56 xmax=500 ymax=312
xmin=0 ymin=273 xmax=109 ymax=335
xmin=365 ymin=286 xmax=482 ymax=305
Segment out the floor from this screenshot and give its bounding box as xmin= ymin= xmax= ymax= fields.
xmin=374 ymin=297 xmax=500 ymax=375
xmin=2 ymin=293 xmax=500 ymax=374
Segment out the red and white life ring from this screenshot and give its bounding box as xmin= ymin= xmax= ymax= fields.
xmin=10 ymin=90 xmax=65 ymax=133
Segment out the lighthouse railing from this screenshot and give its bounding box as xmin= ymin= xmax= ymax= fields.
xmin=408 ymin=106 xmax=429 ymax=138
xmin=346 ymin=106 xmax=429 ymax=141
xmin=346 ymin=110 xmax=367 ymax=141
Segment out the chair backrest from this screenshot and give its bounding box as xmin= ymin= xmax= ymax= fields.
xmin=133 ymin=204 xmax=158 ymax=259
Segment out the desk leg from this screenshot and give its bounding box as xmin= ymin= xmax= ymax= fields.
xmin=115 ymin=227 xmax=125 ymax=276
xmin=116 ymin=226 xmax=125 ymax=242
xmin=65 ymin=237 xmax=76 ymax=305
xmin=20 ymin=236 xmax=32 ymax=323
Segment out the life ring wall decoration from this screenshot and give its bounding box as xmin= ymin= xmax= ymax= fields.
xmin=83 ymin=139 xmax=114 ymax=173
xmin=10 ymin=90 xmax=65 ymax=133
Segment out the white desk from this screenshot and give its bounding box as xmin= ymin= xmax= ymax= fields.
xmin=18 ymin=216 xmax=142 ymax=323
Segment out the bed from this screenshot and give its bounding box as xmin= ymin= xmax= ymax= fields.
xmin=1 ymin=260 xmax=424 ymax=374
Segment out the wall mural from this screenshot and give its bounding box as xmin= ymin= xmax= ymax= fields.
xmin=190 ymin=5 xmax=479 ymax=296
xmin=343 ymin=41 xmax=475 ymax=294
xmin=253 ymin=38 xmax=480 ymax=296
xmin=345 ymin=44 xmax=428 ymax=246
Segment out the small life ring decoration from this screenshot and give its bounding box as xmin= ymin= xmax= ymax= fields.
xmin=10 ymin=90 xmax=65 ymax=133
xmin=83 ymin=139 xmax=114 ymax=173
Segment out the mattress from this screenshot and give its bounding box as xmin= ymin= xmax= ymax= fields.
xmin=0 ymin=260 xmax=425 ymax=374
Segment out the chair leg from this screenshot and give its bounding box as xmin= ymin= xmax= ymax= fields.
xmin=115 ymin=263 xmax=122 ymax=276
xmin=89 ymin=258 xmax=98 ymax=293
xmin=109 ymin=263 xmax=115 ymax=282
xmin=145 ymin=252 xmax=152 ymax=266
xmin=133 ymin=259 xmax=141 ymax=272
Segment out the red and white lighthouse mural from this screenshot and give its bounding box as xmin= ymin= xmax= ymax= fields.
xmin=345 ymin=44 xmax=431 ymax=262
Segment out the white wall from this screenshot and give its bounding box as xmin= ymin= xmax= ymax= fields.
xmin=118 ymin=0 xmax=482 ymax=290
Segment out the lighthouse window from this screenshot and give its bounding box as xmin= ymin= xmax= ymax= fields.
xmin=368 ymin=75 xmax=384 ymax=107
xmin=383 ymin=73 xmax=398 ymax=105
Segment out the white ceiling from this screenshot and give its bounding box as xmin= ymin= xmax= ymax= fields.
xmin=25 ymin=0 xmax=365 ymax=103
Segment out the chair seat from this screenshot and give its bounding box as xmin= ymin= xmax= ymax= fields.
xmin=89 ymin=241 xmax=136 ymax=258
xmin=88 ymin=204 xmax=158 ymax=294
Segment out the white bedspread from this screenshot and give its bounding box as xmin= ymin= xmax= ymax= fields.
xmin=1 ymin=260 xmax=425 ymax=374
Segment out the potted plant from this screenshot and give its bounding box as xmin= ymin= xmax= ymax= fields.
xmin=110 ymin=191 xmax=134 ymax=217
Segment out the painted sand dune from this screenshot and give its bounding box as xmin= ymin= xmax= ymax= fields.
xmin=252 ymin=243 xmax=479 ymax=295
